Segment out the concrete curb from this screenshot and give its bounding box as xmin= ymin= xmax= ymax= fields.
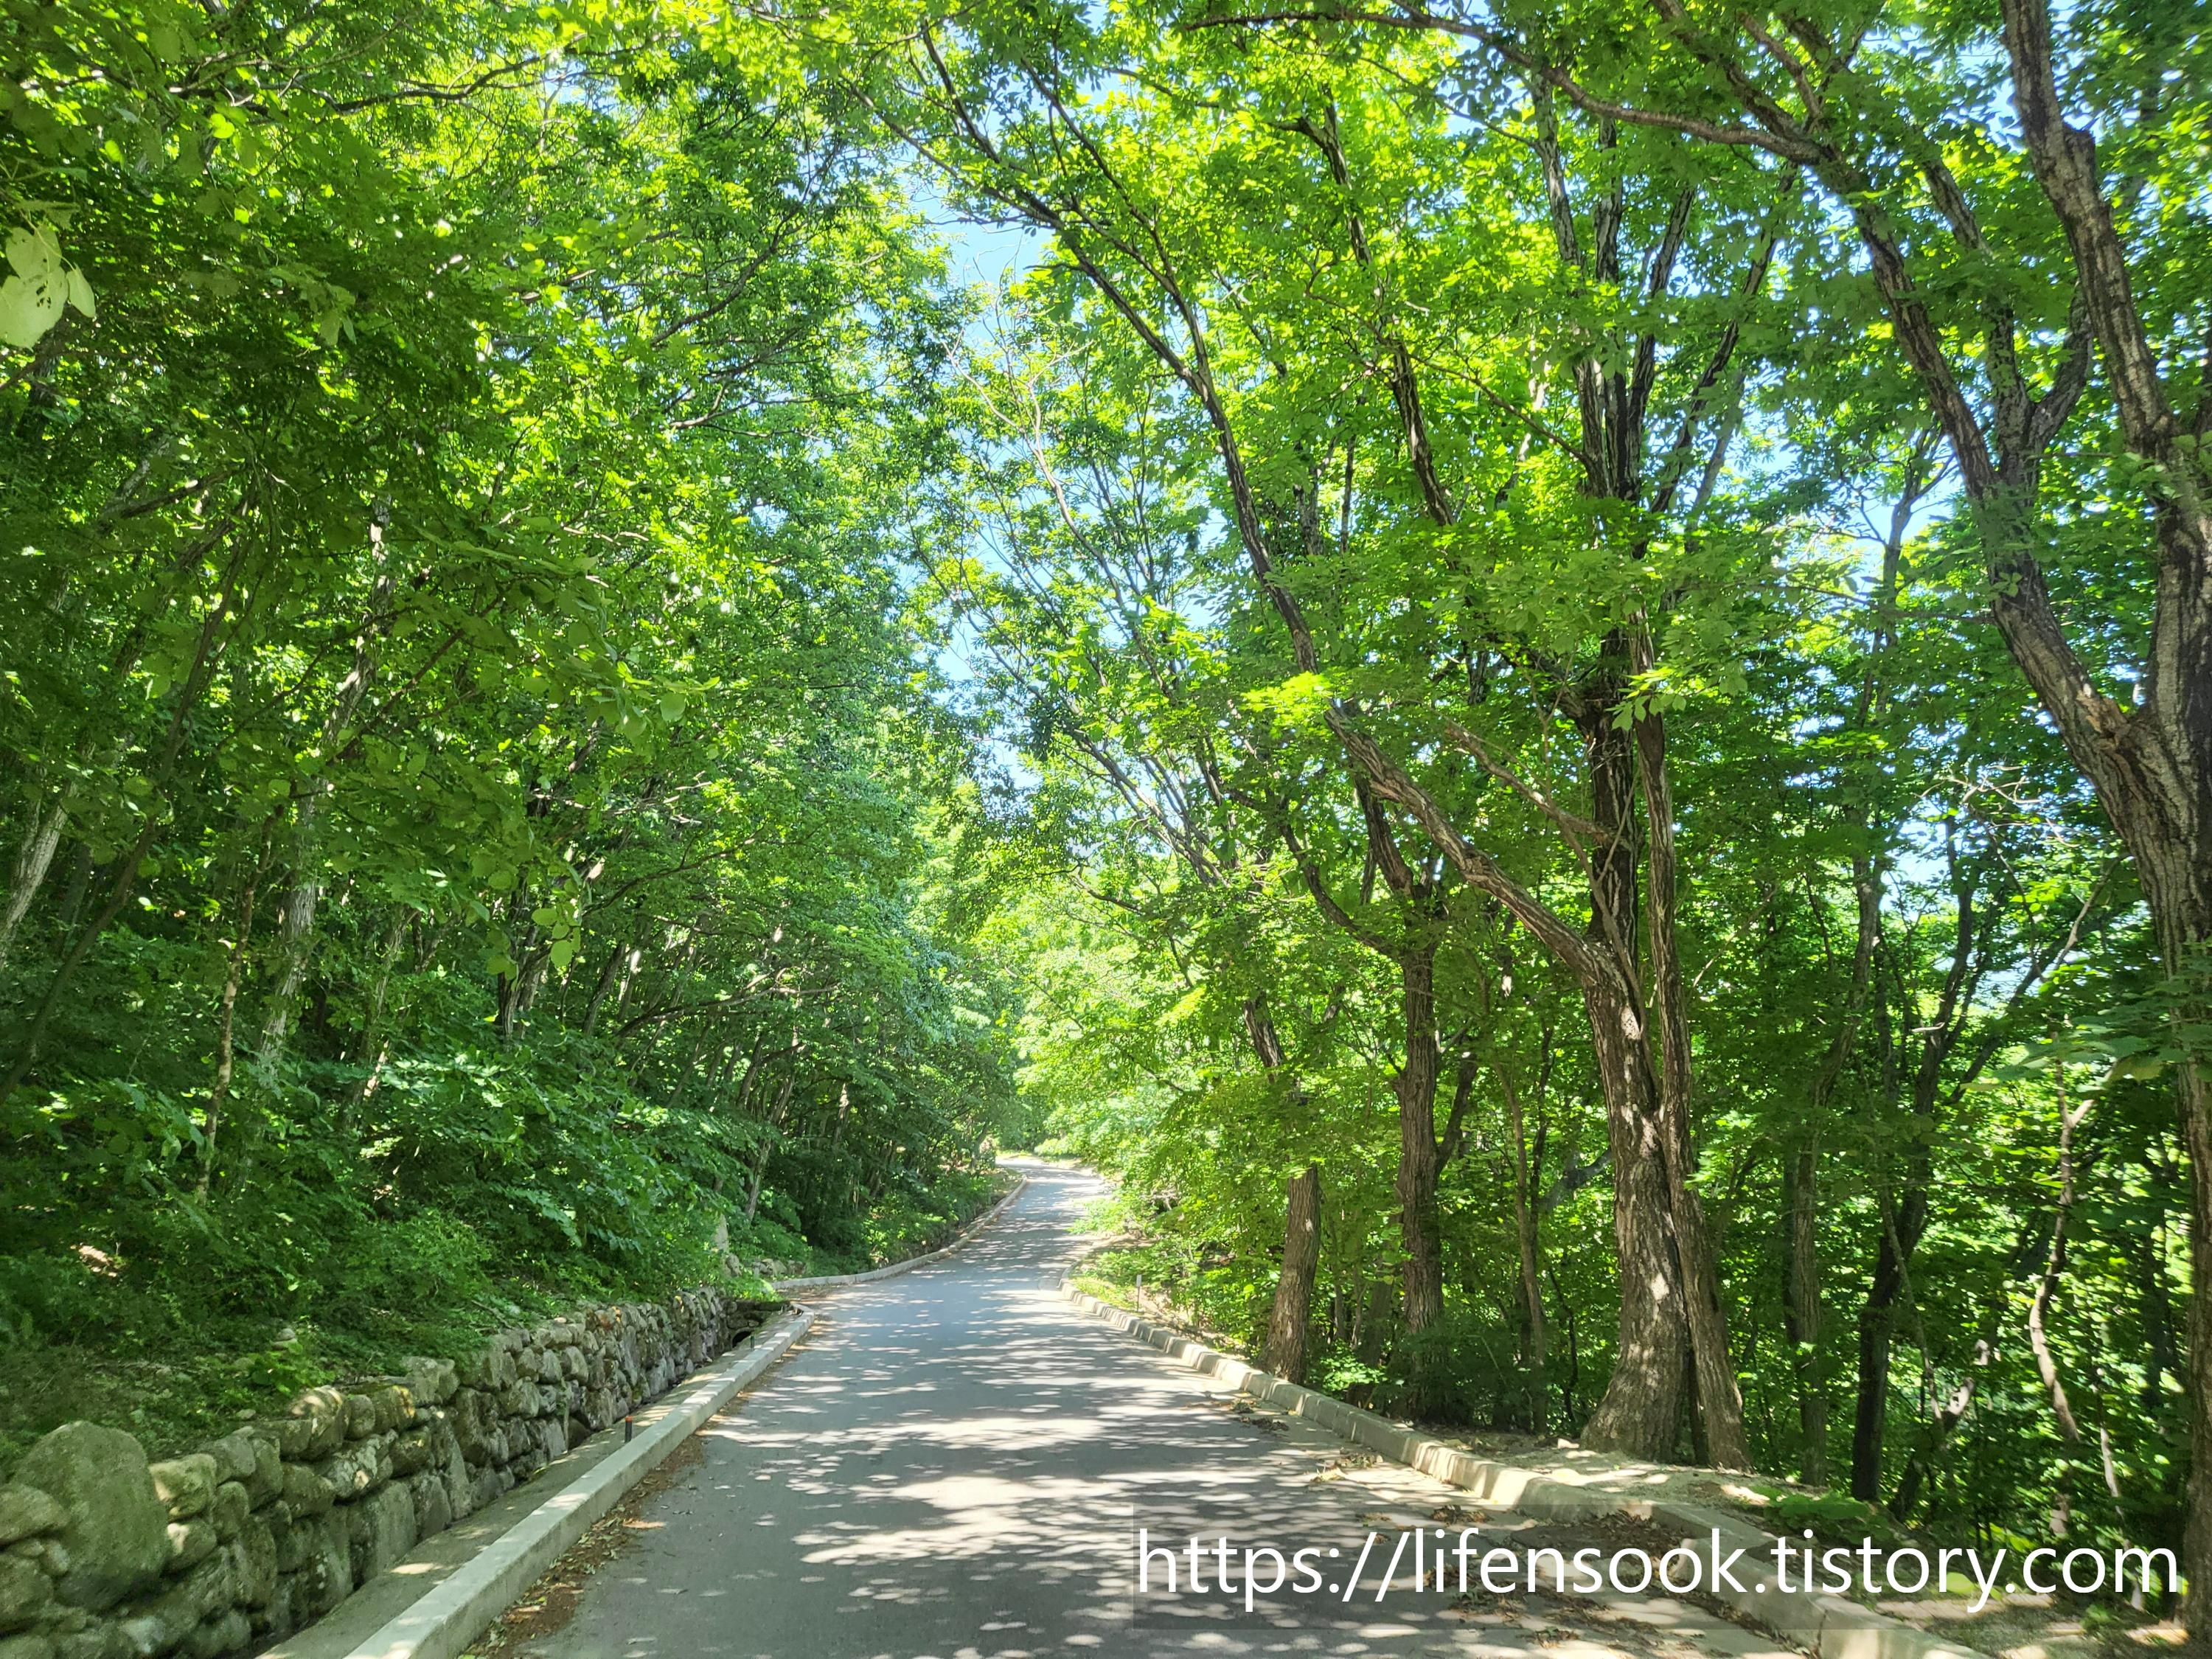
xmin=338 ymin=1307 xmax=813 ymax=1659
xmin=1055 ymin=1279 xmax=1989 ymax=1659
xmin=770 ymin=1173 xmax=1027 ymax=1292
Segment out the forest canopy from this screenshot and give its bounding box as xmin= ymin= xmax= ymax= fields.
xmin=6 ymin=0 xmax=2212 ymax=1633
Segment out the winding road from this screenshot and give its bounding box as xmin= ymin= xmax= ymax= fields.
xmin=512 ymin=1162 xmax=1791 ymax=1659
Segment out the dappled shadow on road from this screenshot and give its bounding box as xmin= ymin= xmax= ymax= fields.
xmin=532 ymin=1168 xmax=1791 ymax=1659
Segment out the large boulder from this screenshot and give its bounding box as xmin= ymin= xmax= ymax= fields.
xmin=456 ymin=1346 xmax=515 ymax=1391
xmin=255 ymin=1573 xmax=296 ymax=1644
xmin=241 ymin=1439 xmax=282 ymax=1507
xmin=46 ymin=1625 xmax=122 ymax=1659
xmin=448 ymin=1393 xmax=495 ymax=1466
xmin=13 ymin=1424 xmax=168 ymax=1612
xmin=125 ymin=1549 xmax=237 ymax=1658
xmin=497 ymin=1380 xmax=540 ymax=1420
xmin=467 ymin=1466 xmax=510 ymax=1512
xmin=439 ymin=1444 xmax=472 ymax=1526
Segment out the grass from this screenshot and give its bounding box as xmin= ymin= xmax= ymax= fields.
xmin=0 ymin=1274 xmax=666 ymax=1474
xmin=0 ymin=1169 xmax=1007 ymax=1474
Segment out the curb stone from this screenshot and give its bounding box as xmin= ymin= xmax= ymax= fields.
xmin=769 ymin=1172 xmax=1028 ymax=1293
xmin=313 ymin=1307 xmax=813 ymax=1659
xmin=1054 ymin=1279 xmax=1992 ymax=1659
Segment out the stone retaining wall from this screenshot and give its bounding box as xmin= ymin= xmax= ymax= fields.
xmin=0 ymin=1288 xmax=779 ymax=1659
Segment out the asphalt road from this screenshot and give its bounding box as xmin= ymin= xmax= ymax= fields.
xmin=519 ymin=1162 xmax=1793 ymax=1659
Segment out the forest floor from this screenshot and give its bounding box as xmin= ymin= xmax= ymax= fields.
xmin=1067 ymin=1237 xmax=2191 ymax=1659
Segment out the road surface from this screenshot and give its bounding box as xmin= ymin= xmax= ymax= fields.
xmin=513 ymin=1162 xmax=1791 ymax=1659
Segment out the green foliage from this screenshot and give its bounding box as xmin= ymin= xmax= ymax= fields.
xmin=0 ymin=0 xmax=1023 ymax=1464
xmin=1756 ymin=1490 xmax=1912 ymax=1553
xmin=4 ymin=0 xmax=2205 ymax=1618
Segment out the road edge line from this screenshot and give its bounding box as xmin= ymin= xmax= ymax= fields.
xmin=1052 ymin=1276 xmax=1991 ymax=1659
xmin=339 ymin=1306 xmax=814 ymax=1659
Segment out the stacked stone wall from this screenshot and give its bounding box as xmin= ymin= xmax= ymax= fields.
xmin=0 ymin=1288 xmax=777 ymax=1659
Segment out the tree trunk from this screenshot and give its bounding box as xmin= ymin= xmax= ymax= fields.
xmin=257 ymin=537 xmax=395 ymax=1065
xmin=1576 ymin=978 xmax=1689 ymax=1458
xmin=1634 ymin=703 xmax=1749 ymax=1469
xmin=1879 ymin=5 xmax=2212 ymax=1615
xmin=582 ymin=938 xmax=630 ymax=1034
xmin=1242 ymin=988 xmax=1330 ymax=1385
xmin=1500 ymin=1062 xmax=1548 ymax=1436
xmin=341 ymin=914 xmax=409 ymax=1114
xmin=1264 ymin=1165 xmax=1321 ymax=1383
xmin=1394 ymin=946 xmax=1445 ymax=1340
xmin=1783 ymin=1149 xmax=1825 ymax=1482
xmin=1574 ymin=687 xmax=1694 ymax=1461
xmin=2147 ymin=875 xmax=2212 ymax=1621
xmin=745 ymin=1068 xmax=798 ymax=1224
xmin=2029 ymin=1054 xmax=2087 ymax=1443
xmin=1788 ymin=851 xmax=1881 ymax=1486
xmin=0 ymin=779 xmax=70 ymax=973
xmin=198 ymin=878 xmax=257 ymax=1199
xmin=256 ymin=810 xmax=324 ymax=1067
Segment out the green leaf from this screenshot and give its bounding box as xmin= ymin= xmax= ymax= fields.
xmin=5 ymin=224 xmax=59 ymax=282
xmin=0 ymin=272 xmax=63 ymax=347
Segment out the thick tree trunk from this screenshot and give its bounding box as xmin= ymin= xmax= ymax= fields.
xmin=1265 ymin=1165 xmax=1321 ymax=1383
xmin=1851 ymin=1176 xmax=1941 ymax=1499
xmin=1576 ymin=979 xmax=1689 ymax=1458
xmin=1634 ymin=705 xmax=1749 ymax=1468
xmin=1569 ymin=693 xmax=1688 ymax=1457
xmin=1848 ymin=1258 xmax=1903 ymax=1500
xmin=1565 ymin=687 xmax=1703 ymax=1461
xmin=1394 ymin=947 xmax=1444 ymax=1338
xmin=1838 ymin=4 xmax=2212 ymax=1615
